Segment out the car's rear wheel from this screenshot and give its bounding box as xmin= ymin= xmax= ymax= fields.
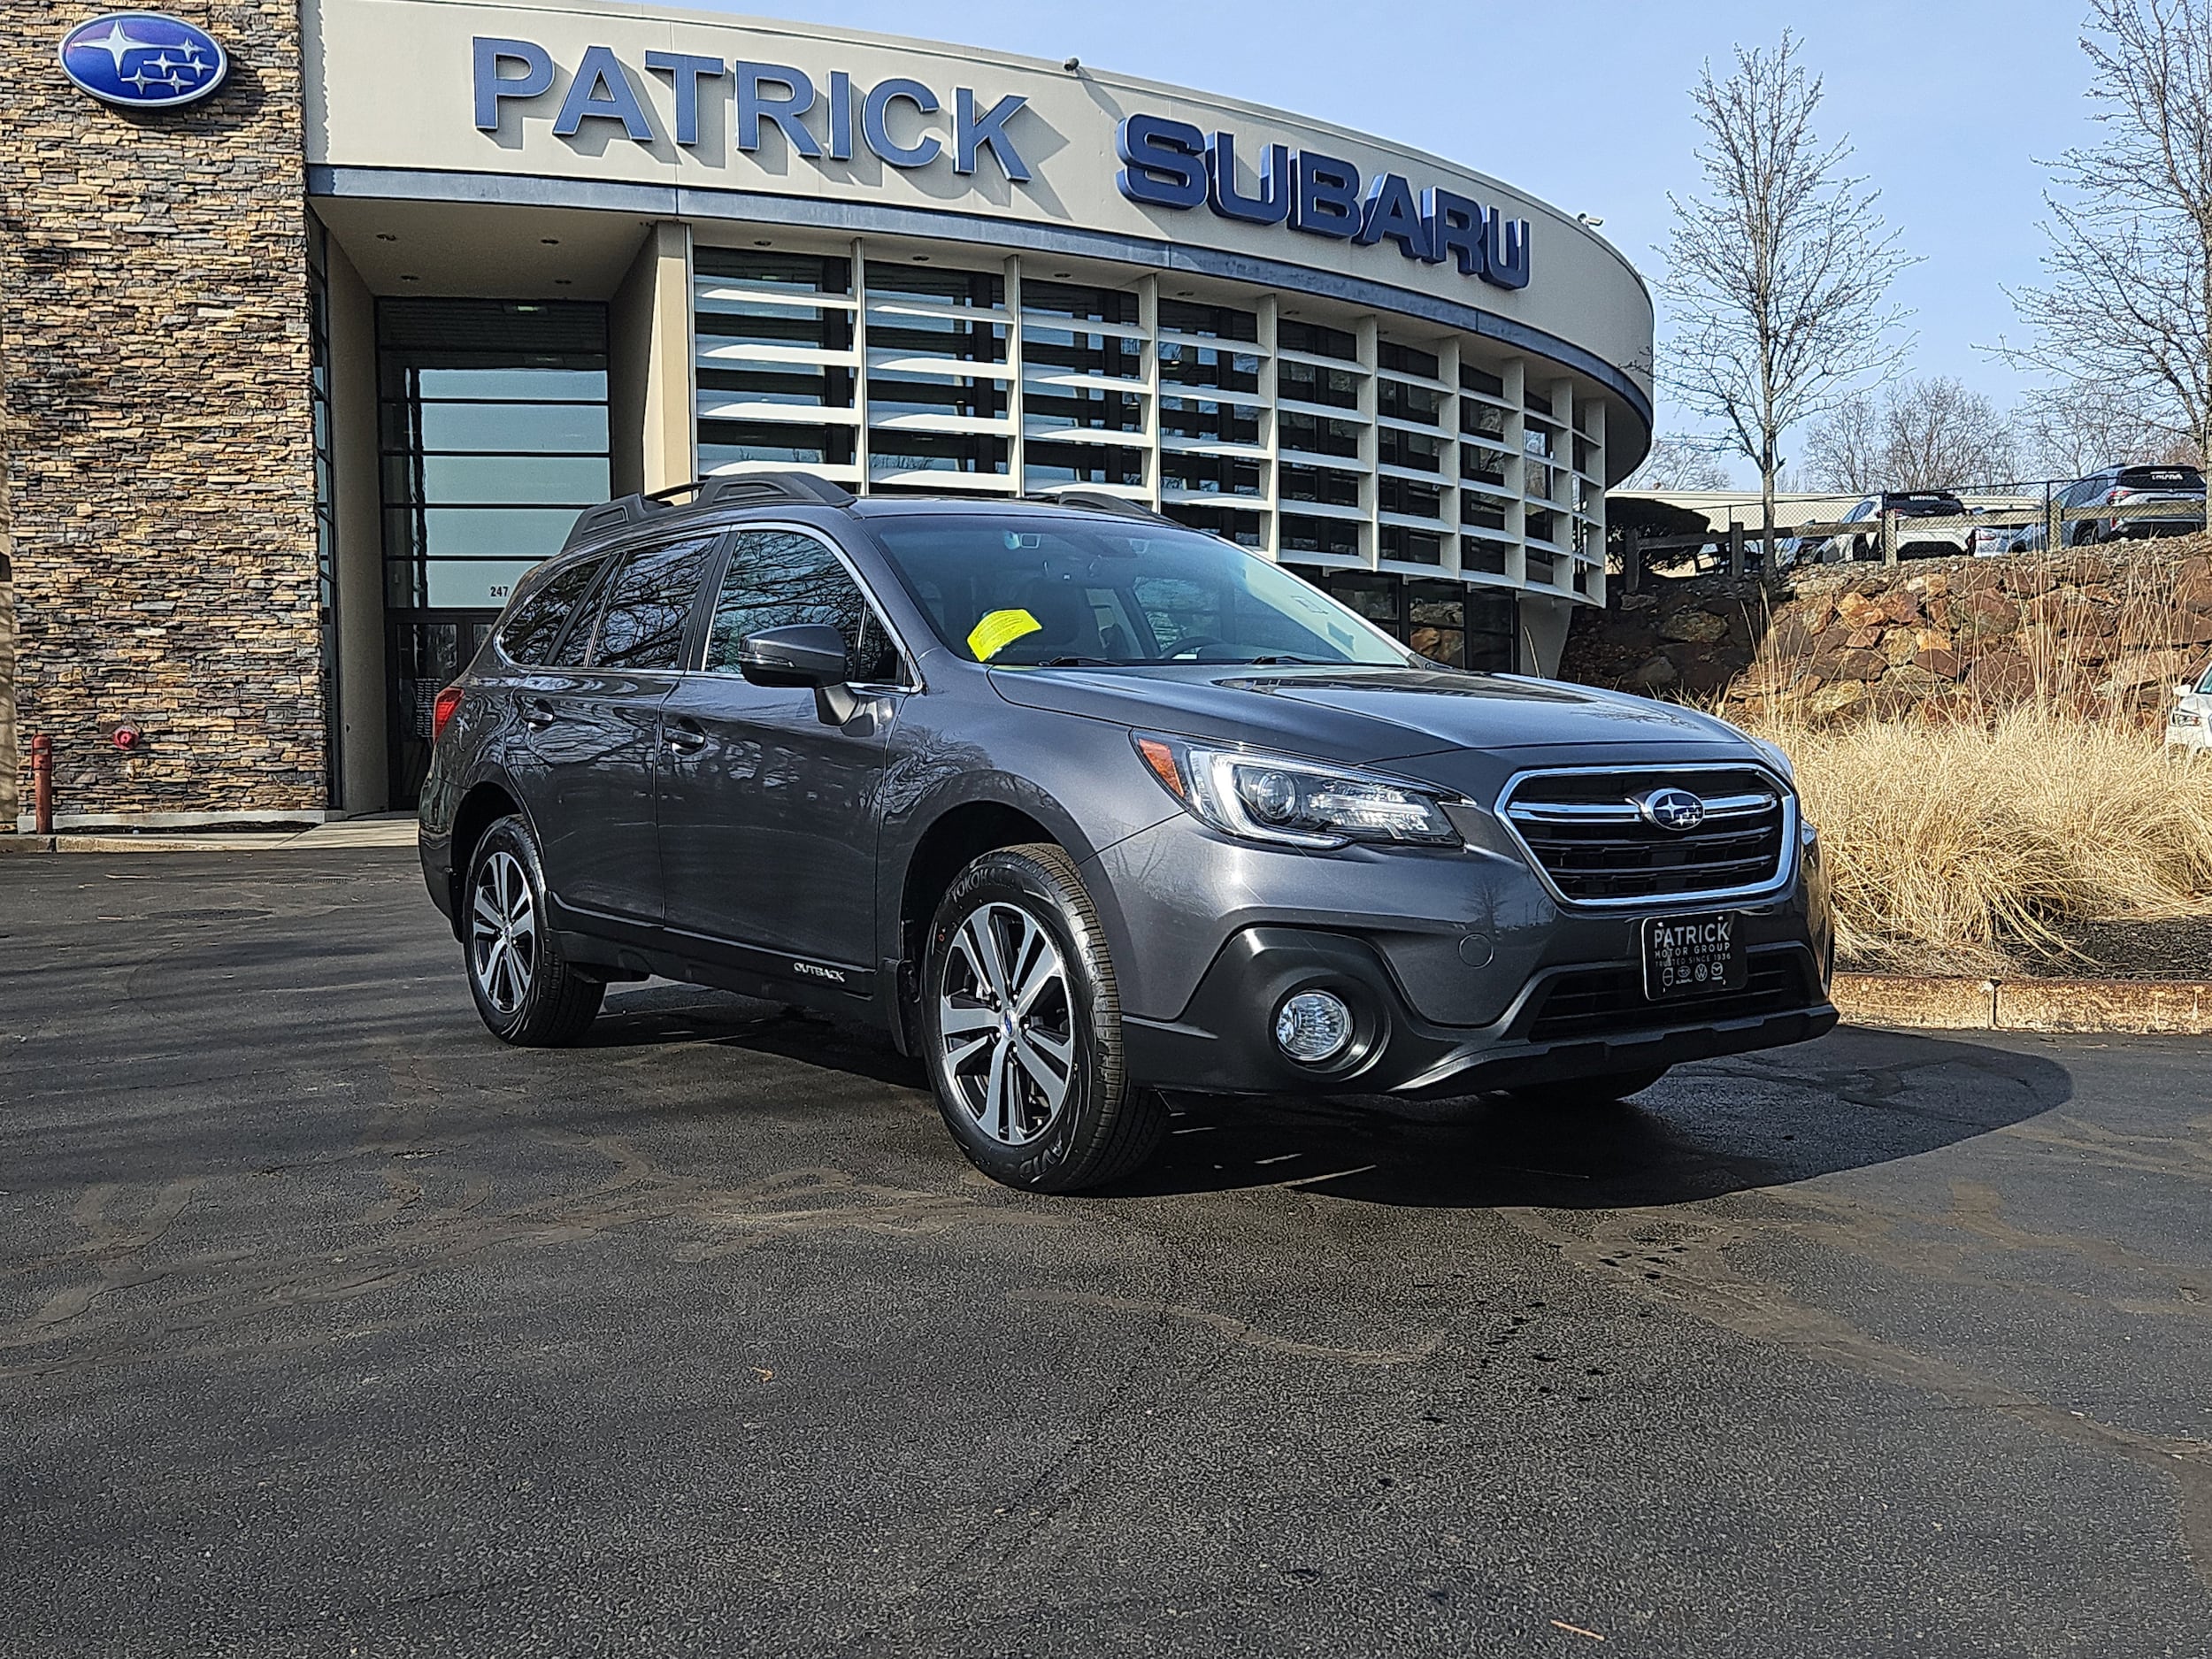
xmin=465 ymin=815 xmax=603 ymax=1046
xmin=1507 ymin=1065 xmax=1671 ymax=1108
xmin=922 ymin=844 xmax=1167 ymax=1193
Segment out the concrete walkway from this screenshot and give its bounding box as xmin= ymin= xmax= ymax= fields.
xmin=0 ymin=815 xmax=417 ymax=853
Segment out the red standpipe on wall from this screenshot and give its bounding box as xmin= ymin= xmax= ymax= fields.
xmin=29 ymin=733 xmax=54 ymax=837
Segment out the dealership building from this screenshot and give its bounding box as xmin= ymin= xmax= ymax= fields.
xmin=1 ymin=0 xmax=1654 ymax=826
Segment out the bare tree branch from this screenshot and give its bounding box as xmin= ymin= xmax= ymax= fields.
xmin=1660 ymin=31 xmax=1917 ymax=555
xmin=1620 ymin=435 xmax=1734 ymax=492
xmin=1987 ymin=0 xmax=2212 ymax=467
xmin=1802 ymin=378 xmax=2019 ymax=492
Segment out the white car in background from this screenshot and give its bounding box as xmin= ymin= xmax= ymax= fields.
xmin=2170 ymin=663 xmax=2212 ymax=754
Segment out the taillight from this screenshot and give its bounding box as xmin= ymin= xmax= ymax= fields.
xmin=2108 ymin=488 xmax=2133 ymax=503
xmin=431 ymin=685 xmax=465 ymax=744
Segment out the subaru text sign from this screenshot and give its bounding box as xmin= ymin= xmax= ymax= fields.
xmin=472 ymin=37 xmax=1033 ymax=183
xmin=58 ymin=12 xmax=227 ymax=109
xmin=1117 ymin=114 xmax=1531 ymax=291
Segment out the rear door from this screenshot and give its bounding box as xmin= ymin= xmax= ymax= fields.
xmin=512 ymin=532 xmax=723 ymax=928
xmin=657 ymin=526 xmax=910 ymax=987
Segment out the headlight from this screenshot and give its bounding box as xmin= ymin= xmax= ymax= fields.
xmin=1745 ymin=734 xmax=1796 ymax=783
xmin=1133 ymin=733 xmax=1463 ymax=849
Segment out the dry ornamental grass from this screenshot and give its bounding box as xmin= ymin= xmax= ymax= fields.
xmin=1737 ymin=704 xmax=2212 ymax=974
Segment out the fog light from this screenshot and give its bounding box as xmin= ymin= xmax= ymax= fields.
xmin=1274 ymin=990 xmax=1352 ymax=1064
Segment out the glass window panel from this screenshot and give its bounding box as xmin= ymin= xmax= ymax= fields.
xmin=392 ymin=401 xmax=611 ymax=455
xmin=705 ymin=529 xmax=899 ymax=681
xmin=1379 ymin=380 xmax=1443 ymax=426
xmin=1380 ymin=526 xmax=1443 ymax=565
xmin=697 ymin=249 xmax=852 ymax=293
xmin=1023 ymin=281 xmax=1139 ymax=325
xmin=1157 ymin=342 xmax=1259 ymax=394
xmin=866 ymin=265 xmax=1003 ymax=308
xmin=386 ymin=558 xmax=540 ymax=610
xmin=1462 ymin=403 xmax=1508 ymax=442
xmin=411 ymin=366 xmax=608 ymax=402
xmin=1461 ymin=365 xmax=1506 ymax=399
xmin=1379 ymin=342 xmax=1440 ymax=380
xmin=1280 ymin=465 xmax=1363 ymax=509
xmin=1281 ymin=513 xmax=1362 ymax=557
xmin=1026 ymin=442 xmax=1145 ymax=488
xmin=1279 ymin=319 xmax=1357 ymax=360
xmin=383 ymin=454 xmax=611 ymax=506
xmin=1162 ymin=453 xmax=1263 ymax=496
xmin=1279 ymin=411 xmax=1362 ymax=458
xmin=1157 ymin=298 xmax=1257 ymax=342
xmin=1160 ymin=505 xmax=1263 ymax=548
xmin=870 ymin=432 xmax=1008 ymax=475
xmin=592 ymin=534 xmax=721 ymax=671
xmin=1278 ymin=359 xmax=1361 ymax=410
xmin=700 ymin=422 xmax=856 ymax=469
xmin=386 ymin=505 xmax=585 ymax=562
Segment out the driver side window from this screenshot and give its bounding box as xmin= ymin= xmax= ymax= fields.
xmin=705 ymin=529 xmax=903 ymax=684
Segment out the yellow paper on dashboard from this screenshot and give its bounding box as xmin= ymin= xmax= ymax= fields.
xmin=968 ymin=608 xmax=1043 ymax=660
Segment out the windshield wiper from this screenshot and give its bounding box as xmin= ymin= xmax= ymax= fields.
xmin=1236 ymin=654 xmax=1332 ymax=665
xmin=1036 ymin=656 xmax=1120 ymax=667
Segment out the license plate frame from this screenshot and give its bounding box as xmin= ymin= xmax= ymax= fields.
xmin=1641 ymin=911 xmax=1747 ymax=1000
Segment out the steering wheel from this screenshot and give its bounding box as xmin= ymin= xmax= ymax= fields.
xmin=1165 ymin=636 xmax=1232 ymax=661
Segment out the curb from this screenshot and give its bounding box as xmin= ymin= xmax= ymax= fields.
xmin=1834 ymin=972 xmax=2212 ymax=1036
xmin=0 ymin=825 xmax=417 ymax=854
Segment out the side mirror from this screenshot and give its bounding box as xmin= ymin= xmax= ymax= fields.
xmin=2179 ymin=683 xmax=2198 ymax=699
xmin=737 ymin=623 xmax=858 ymax=725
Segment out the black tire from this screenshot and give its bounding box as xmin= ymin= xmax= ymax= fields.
xmin=462 ymin=815 xmax=603 ymax=1047
xmin=1507 ymin=1065 xmax=1671 ymax=1108
xmin=921 ymin=843 xmax=1168 ymax=1194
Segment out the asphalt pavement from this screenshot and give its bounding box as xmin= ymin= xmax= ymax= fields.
xmin=2 ymin=850 xmax=2208 ymax=1656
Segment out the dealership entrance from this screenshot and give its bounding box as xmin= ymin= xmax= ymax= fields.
xmin=375 ymin=300 xmax=610 ymax=805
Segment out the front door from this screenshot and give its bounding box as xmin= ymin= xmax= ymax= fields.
xmin=657 ymin=526 xmax=910 ymax=988
xmin=511 ymin=533 xmax=722 ymax=929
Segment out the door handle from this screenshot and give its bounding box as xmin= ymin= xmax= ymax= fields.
xmin=520 ymin=698 xmax=558 ymax=730
xmin=664 ymin=719 xmax=707 ymax=754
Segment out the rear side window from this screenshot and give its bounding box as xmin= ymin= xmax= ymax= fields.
xmin=591 ymin=534 xmax=722 ymax=670
xmin=499 ymin=557 xmax=605 ymax=666
xmin=704 ymin=529 xmax=902 ymax=683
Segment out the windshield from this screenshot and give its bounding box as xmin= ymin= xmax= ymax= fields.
xmin=864 ymin=515 xmax=1417 ymax=668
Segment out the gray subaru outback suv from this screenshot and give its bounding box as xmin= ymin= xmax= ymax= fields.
xmin=419 ymin=474 xmax=1836 ymax=1192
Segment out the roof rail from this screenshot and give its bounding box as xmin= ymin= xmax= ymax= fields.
xmin=1027 ymin=488 xmax=1182 ymax=527
xmin=560 ymin=472 xmax=856 ymax=552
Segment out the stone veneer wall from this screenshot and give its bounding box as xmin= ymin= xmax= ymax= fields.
xmin=1561 ymin=539 xmax=2212 ymax=723
xmin=0 ymin=2 xmax=323 ymax=826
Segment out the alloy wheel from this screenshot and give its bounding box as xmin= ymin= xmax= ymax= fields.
xmin=470 ymin=849 xmax=538 ymax=1016
xmin=937 ymin=901 xmax=1077 ymax=1146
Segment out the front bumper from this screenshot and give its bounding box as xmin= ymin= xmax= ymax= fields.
xmin=1093 ymin=802 xmax=1837 ymax=1098
xmin=1122 ymin=923 xmax=1835 ymax=1097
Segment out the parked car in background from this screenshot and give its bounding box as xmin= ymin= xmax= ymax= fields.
xmin=2170 ymin=661 xmax=2212 ymax=755
xmin=1821 ymin=491 xmax=1973 ymax=562
xmin=418 ymin=476 xmax=1837 ymax=1194
xmin=2055 ymin=465 xmax=2206 ymax=546
xmin=1969 ymin=511 xmax=2022 ymax=557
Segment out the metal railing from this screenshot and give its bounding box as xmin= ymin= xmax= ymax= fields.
xmin=1621 ymin=496 xmax=2205 ymax=589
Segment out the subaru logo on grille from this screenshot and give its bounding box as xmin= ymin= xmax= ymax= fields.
xmin=1638 ymin=787 xmax=1707 ymax=833
xmin=58 ymin=12 xmax=227 ymax=109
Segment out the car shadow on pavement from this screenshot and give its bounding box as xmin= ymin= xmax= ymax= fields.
xmin=587 ymin=980 xmax=928 ymax=1092
xmin=1115 ymin=1027 xmax=2076 ymax=1210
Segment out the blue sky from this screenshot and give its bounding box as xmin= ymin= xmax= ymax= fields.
xmin=700 ymin=0 xmax=2106 ymax=465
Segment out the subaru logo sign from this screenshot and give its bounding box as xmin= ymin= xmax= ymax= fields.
xmin=1638 ymin=787 xmax=1708 ymax=833
xmin=58 ymin=12 xmax=227 ymax=109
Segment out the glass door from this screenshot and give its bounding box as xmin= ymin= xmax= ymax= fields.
xmin=377 ymin=299 xmax=611 ymax=806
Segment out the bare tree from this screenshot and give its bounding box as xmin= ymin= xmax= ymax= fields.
xmin=2016 ymin=381 xmax=2189 ymax=478
xmin=1620 ymin=435 xmax=1732 ymax=491
xmin=1990 ymin=0 xmax=2212 ymax=468
xmin=1803 ymin=377 xmax=2019 ymax=492
xmin=1662 ymin=32 xmax=1916 ymax=560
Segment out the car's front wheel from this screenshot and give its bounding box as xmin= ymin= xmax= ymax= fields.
xmin=464 ymin=815 xmax=604 ymax=1046
xmin=922 ymin=844 xmax=1167 ymax=1193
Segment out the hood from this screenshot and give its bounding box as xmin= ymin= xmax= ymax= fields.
xmin=987 ymin=663 xmax=1756 ymax=765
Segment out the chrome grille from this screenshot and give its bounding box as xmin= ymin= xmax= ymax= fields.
xmin=1501 ymin=766 xmax=1793 ymax=905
